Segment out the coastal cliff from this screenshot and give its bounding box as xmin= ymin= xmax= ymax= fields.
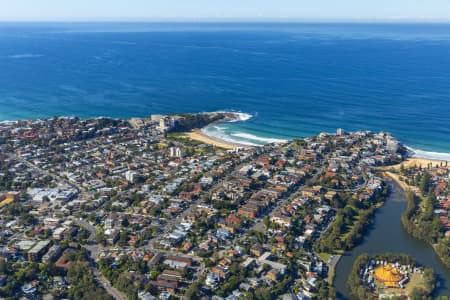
xmin=168 ymin=112 xmax=239 ymax=133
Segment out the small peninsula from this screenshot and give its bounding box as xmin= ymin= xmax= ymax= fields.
xmin=348 ymin=253 xmax=436 ymax=299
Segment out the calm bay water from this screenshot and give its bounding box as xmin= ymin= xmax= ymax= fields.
xmin=0 ymin=22 xmax=450 ymax=157
xmin=334 ymin=182 xmax=450 ymax=299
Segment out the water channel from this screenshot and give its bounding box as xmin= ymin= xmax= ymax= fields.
xmin=334 ymin=181 xmax=450 ymax=299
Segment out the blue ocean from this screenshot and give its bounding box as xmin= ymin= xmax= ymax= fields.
xmin=1 ymin=22 xmax=450 ymax=158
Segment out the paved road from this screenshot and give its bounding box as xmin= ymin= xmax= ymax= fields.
xmin=83 ymin=244 xmax=126 ymax=300
xmin=147 ymin=197 xmax=202 ymax=248
xmin=73 ymin=218 xmax=97 ymax=241
xmin=91 ymin=266 xmax=126 ymax=300
xmin=328 ymin=254 xmax=341 ymax=268
xmin=73 ymin=218 xmax=125 ymax=300
xmin=250 ymin=195 xmax=292 ymax=232
xmin=9 ymin=153 xmax=83 ymax=192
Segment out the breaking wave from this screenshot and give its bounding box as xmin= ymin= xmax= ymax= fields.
xmin=228 ymin=112 xmax=252 ymax=122
xmin=201 ymin=127 xmax=259 ymax=146
xmin=231 ymin=132 xmax=287 ymax=144
xmin=5 ymin=54 xmax=44 ymax=59
xmin=407 ymin=146 xmax=450 ymax=161
xmin=201 ymin=112 xmax=288 ymax=147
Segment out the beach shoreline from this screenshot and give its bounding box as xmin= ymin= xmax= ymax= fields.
xmin=387 ymin=157 xmax=449 ymax=170
xmin=3 ymin=112 xmax=450 ymax=161
xmin=183 ymin=129 xmax=250 ymax=149
xmin=384 ymin=171 xmax=411 ymax=191
xmin=178 ymin=111 xmax=254 ymax=149
xmin=383 ymin=157 xmax=449 ymax=191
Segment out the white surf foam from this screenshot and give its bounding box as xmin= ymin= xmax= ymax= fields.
xmin=200 ymin=111 xmax=289 ymax=146
xmin=200 ymin=110 xmax=253 ymax=123
xmin=221 ymin=137 xmax=259 ymax=147
xmin=6 ymin=54 xmax=43 ymax=59
xmin=229 ymin=112 xmax=253 ymax=122
xmin=201 ymin=127 xmax=259 ymax=146
xmin=231 ymin=132 xmax=287 ymax=144
xmin=213 ymin=125 xmax=229 ymax=130
xmin=0 ymin=120 xmax=17 ymax=124
xmin=407 ymin=146 xmax=450 ymax=161
xmin=211 ymin=111 xmax=253 ymax=122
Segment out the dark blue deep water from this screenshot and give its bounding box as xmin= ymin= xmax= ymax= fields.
xmin=1 ymin=23 xmax=450 ymax=156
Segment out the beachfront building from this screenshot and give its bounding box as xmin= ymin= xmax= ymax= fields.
xmin=169 ymin=147 xmax=183 ymax=159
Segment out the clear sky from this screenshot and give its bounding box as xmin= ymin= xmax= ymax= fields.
xmin=1 ymin=0 xmax=450 ymax=22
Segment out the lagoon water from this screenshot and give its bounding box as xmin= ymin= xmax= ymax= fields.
xmin=1 ymin=22 xmax=450 ymax=297
xmin=0 ymin=22 xmax=450 ymax=157
xmin=334 ymin=182 xmax=450 ymax=299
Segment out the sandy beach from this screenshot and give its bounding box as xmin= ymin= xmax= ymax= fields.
xmin=383 ymin=157 xmax=449 ymax=192
xmin=387 ymin=157 xmax=449 ymax=170
xmin=384 ymin=171 xmax=411 ymax=191
xmin=184 ymin=129 xmax=249 ymax=149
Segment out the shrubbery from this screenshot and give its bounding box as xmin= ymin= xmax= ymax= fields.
xmin=348 ymin=253 xmax=435 ymax=300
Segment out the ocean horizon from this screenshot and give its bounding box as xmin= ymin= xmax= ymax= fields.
xmin=1 ymin=22 xmax=450 ymax=159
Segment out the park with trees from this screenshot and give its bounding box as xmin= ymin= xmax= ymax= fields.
xmin=348 ymin=253 xmax=438 ymax=300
